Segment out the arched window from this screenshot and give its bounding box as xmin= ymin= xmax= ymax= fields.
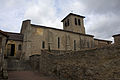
xmin=75 ymin=18 xmax=77 ymax=25
xmin=58 ymin=37 xmax=60 ymax=48
xmin=65 ymin=21 xmax=67 ymax=27
xmin=67 ymin=19 xmax=69 ymax=26
xmin=78 ymin=19 xmax=81 ymax=26
xmin=18 ymin=44 xmax=22 ymax=50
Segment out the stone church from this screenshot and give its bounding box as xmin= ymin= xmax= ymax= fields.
xmin=0 ymin=13 xmax=113 ymax=59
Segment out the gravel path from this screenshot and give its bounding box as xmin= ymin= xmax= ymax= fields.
xmin=8 ymin=71 xmax=58 ymax=80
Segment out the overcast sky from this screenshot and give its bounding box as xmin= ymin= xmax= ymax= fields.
xmin=0 ymin=0 xmax=120 ymax=41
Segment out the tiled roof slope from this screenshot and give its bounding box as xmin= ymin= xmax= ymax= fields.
xmin=0 ymin=30 xmax=23 ymax=41
xmin=5 ymin=32 xmax=23 ymax=41
xmin=0 ymin=30 xmax=8 ymax=37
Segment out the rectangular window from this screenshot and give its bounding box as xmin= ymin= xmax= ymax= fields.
xmin=11 ymin=44 xmax=15 ymax=56
xmin=18 ymin=44 xmax=22 ymax=50
xmin=42 ymin=41 xmax=45 ymax=49
xmin=87 ymin=42 xmax=89 ymax=48
xmin=78 ymin=19 xmax=81 ymax=26
xmin=65 ymin=21 xmax=67 ymax=27
xmin=67 ymin=19 xmax=69 ymax=26
xmin=58 ymin=37 xmax=60 ymax=48
xmin=75 ymin=18 xmax=77 ymax=25
xmin=74 ymin=40 xmax=76 ymax=50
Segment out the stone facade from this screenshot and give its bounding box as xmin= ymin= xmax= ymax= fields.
xmin=0 ymin=13 xmax=119 ymax=79
xmin=6 ymin=40 xmax=22 ymax=58
xmin=0 ymin=30 xmax=23 ymax=62
xmin=94 ymin=38 xmax=112 ymax=47
xmin=0 ymin=30 xmax=8 ymax=79
xmin=0 ymin=30 xmax=8 ymax=63
xmin=20 ymin=13 xmax=112 ymax=59
xmin=21 ymin=21 xmax=94 ymax=59
xmin=61 ymin=13 xmax=85 ymax=34
xmin=0 ymin=13 xmax=112 ymax=59
xmin=4 ymin=32 xmax=23 ymax=59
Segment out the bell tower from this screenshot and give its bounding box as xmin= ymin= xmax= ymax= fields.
xmin=61 ymin=13 xmax=85 ymax=34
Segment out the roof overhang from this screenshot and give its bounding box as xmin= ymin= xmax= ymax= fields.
xmin=112 ymin=34 xmax=120 ymax=37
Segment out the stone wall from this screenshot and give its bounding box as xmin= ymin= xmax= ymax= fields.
xmin=6 ymin=40 xmax=22 ymax=58
xmin=7 ymin=57 xmax=32 ymax=71
xmin=94 ymin=39 xmax=112 ymax=47
xmin=21 ymin=20 xmax=94 ymax=59
xmin=21 ymin=19 xmax=112 ymax=60
xmin=29 ymin=54 xmax=40 ymax=71
xmin=37 ymin=44 xmax=120 ymax=80
xmin=30 ymin=25 xmax=94 ymax=52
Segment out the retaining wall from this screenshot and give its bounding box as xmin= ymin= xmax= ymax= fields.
xmin=31 ymin=44 xmax=120 ymax=80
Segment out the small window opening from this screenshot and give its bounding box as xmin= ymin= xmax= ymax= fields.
xmin=18 ymin=44 xmax=22 ymax=50
xmin=75 ymin=18 xmax=77 ymax=25
xmin=65 ymin=21 xmax=67 ymax=27
xmin=42 ymin=41 xmax=45 ymax=49
xmin=74 ymin=40 xmax=76 ymax=50
xmin=67 ymin=19 xmax=69 ymax=26
xmin=78 ymin=19 xmax=81 ymax=26
xmin=58 ymin=37 xmax=60 ymax=48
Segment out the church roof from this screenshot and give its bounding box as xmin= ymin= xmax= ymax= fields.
xmin=94 ymin=38 xmax=112 ymax=42
xmin=112 ymin=34 xmax=120 ymax=37
xmin=0 ymin=30 xmax=8 ymax=37
xmin=61 ymin=13 xmax=85 ymax=22
xmin=5 ymin=32 xmax=23 ymax=41
xmin=0 ymin=30 xmax=23 ymax=41
xmin=31 ymin=24 xmax=94 ymax=37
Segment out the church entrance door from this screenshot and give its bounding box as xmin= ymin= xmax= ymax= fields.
xmin=10 ymin=44 xmax=15 ymax=56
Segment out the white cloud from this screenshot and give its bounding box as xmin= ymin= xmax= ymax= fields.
xmin=0 ymin=0 xmax=120 ymax=41
xmin=24 ymin=0 xmax=63 ymax=29
xmin=0 ymin=0 xmax=27 ymax=32
xmin=85 ymin=13 xmax=120 ymax=39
